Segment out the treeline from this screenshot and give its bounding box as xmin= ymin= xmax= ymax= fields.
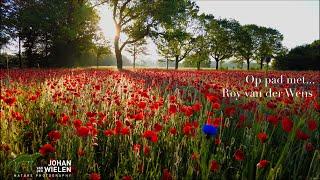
xmin=99 ymin=0 xmax=287 ymax=70
xmin=273 ymin=40 xmax=320 ymax=71
xmin=1 ymin=0 xmax=110 ymax=67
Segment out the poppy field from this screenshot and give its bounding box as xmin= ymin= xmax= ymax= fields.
xmin=0 ymin=68 xmax=319 ymax=179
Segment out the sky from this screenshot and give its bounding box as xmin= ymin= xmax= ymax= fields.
xmin=97 ymin=0 xmax=319 ymax=64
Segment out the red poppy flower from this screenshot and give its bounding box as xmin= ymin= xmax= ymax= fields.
xmin=212 ymin=102 xmax=220 ymax=110
xmin=4 ymin=97 xmax=16 ymax=106
xmin=120 ymin=127 xmax=130 ymax=135
xmin=257 ymin=160 xmax=269 ymax=169
xmin=138 ymin=101 xmax=147 ymax=109
xmin=296 ymin=129 xmax=310 ymax=140
xmin=143 ymin=146 xmax=150 ymax=155
xmin=257 ymin=132 xmax=268 ymax=143
xmin=267 ymin=101 xmax=277 ymax=109
xmin=162 ymin=169 xmax=172 ymax=180
xmin=169 ymin=95 xmax=176 ymax=103
xmin=122 ymin=176 xmax=132 ymax=180
xmin=169 ymin=128 xmax=177 ymax=135
xmin=192 ymin=103 xmax=202 ymax=112
xmin=143 ymin=130 xmax=158 ymax=143
xmin=267 ymin=115 xmax=279 ymax=126
xmin=210 ymin=160 xmax=219 ymax=172
xmin=281 ymin=117 xmax=293 ymax=133
xmin=76 ymin=126 xmax=90 ymax=137
xmin=307 ymin=120 xmax=318 ymax=131
xmin=237 ymin=114 xmax=246 ymax=128
xmin=104 ymin=129 xmax=114 ymax=136
xmin=48 ymin=130 xmax=61 ymax=141
xmin=225 ymin=106 xmax=236 ymax=117
xmin=215 ymin=137 xmax=221 ymax=145
xmin=11 ymin=111 xmax=23 ymax=121
xmin=89 ymin=173 xmax=101 ymax=180
xmin=154 ymin=123 xmax=163 ymax=132
xmin=234 ymin=149 xmax=245 ymax=161
xmin=305 ymin=142 xmax=314 ymax=152
xmin=59 ymin=114 xmax=69 ymax=126
xmin=314 ymin=101 xmax=320 ymax=111
xmin=134 ymin=112 xmax=144 ymax=120
xmin=133 ymin=144 xmax=141 ymax=153
xmin=86 ymin=112 xmax=96 ymax=118
xmin=39 ymin=143 xmax=55 ymax=156
xmin=168 ymin=104 xmax=177 ymax=114
xmin=73 ymin=119 xmax=82 ymax=128
xmin=182 ymin=122 xmax=197 ymax=136
xmin=182 ymin=106 xmax=194 ymax=117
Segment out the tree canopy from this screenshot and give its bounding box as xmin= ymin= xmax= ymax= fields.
xmin=1 ymin=0 xmax=109 ymax=67
xmin=274 ymin=40 xmax=320 ymax=71
xmin=4 ymin=0 xmax=317 ymax=71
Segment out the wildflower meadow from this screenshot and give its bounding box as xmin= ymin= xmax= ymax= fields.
xmin=0 ymin=69 xmax=319 ymax=179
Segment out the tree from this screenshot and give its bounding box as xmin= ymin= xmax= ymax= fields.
xmin=100 ymin=0 xmax=198 ymax=70
xmin=125 ymin=39 xmax=148 ymax=68
xmin=235 ymin=24 xmax=260 ymax=70
xmin=274 ymin=40 xmax=319 ymax=70
xmin=206 ymin=18 xmax=240 ymax=70
xmin=182 ymin=35 xmax=210 ymax=70
xmin=0 ymin=0 xmax=16 ymax=49
xmin=255 ymin=27 xmax=284 ymax=70
xmin=156 ymin=39 xmax=174 ymax=70
xmin=179 ymin=14 xmax=212 ymax=70
xmin=91 ymin=32 xmax=111 ymax=68
xmin=10 ymin=0 xmax=101 ymax=67
xmin=153 ymin=2 xmax=198 ymax=70
xmin=157 ymin=30 xmax=195 ymax=70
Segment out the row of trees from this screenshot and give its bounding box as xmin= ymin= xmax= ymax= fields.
xmin=100 ymin=0 xmax=286 ymax=70
xmin=1 ymin=0 xmax=286 ymax=70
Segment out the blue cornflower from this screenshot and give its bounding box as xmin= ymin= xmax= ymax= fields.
xmin=202 ymin=124 xmax=218 ymax=136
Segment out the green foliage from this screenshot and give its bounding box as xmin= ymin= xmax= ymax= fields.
xmin=7 ymin=153 xmax=41 ymax=173
xmin=0 ymin=0 xmax=16 ymax=47
xmin=206 ymin=18 xmax=240 ymax=69
xmin=152 ymin=2 xmax=199 ymax=69
xmin=104 ymin=0 xmax=199 ymax=69
xmin=5 ymin=0 xmax=101 ymax=67
xmin=183 ymin=53 xmax=210 ymax=68
xmin=234 ymin=24 xmax=259 ymax=70
xmin=182 ymin=34 xmax=210 ymax=70
xmin=254 ymin=26 xmax=284 ymax=69
xmin=274 ymin=40 xmax=320 ymax=70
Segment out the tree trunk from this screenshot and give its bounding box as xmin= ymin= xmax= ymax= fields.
xmin=18 ymin=36 xmax=22 ymax=68
xmin=246 ymin=59 xmax=250 ymax=70
xmin=166 ymin=59 xmax=169 ymax=70
xmin=215 ymin=59 xmax=219 ymax=70
xmin=175 ymin=55 xmax=179 ymax=70
xmin=96 ymin=55 xmax=99 ymax=69
xmin=260 ymin=58 xmax=263 ymax=70
xmin=133 ymin=45 xmax=136 ymax=69
xmin=197 ymin=61 xmax=200 ymax=70
xmin=114 ymin=24 xmax=123 ymax=70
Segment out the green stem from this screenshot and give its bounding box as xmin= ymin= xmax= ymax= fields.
xmin=306 ymin=150 xmax=318 ymax=179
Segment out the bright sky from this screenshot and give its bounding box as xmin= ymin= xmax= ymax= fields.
xmin=97 ymin=0 xmax=319 ymax=63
